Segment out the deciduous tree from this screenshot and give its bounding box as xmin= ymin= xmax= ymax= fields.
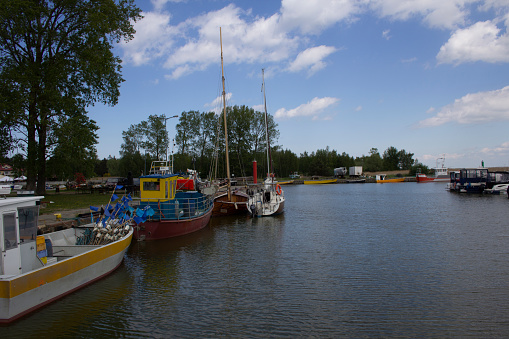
xmin=0 ymin=0 xmax=141 ymax=194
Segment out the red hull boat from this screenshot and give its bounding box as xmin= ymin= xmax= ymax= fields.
xmin=134 ymin=207 xmax=212 ymax=240
xmin=134 ymin=161 xmax=214 ymax=240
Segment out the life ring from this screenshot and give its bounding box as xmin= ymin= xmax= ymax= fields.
xmin=276 ymin=184 xmax=282 ymax=195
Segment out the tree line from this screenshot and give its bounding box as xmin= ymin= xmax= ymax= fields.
xmin=1 ymin=104 xmax=429 ymax=184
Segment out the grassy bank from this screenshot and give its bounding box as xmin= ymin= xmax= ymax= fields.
xmin=36 ymin=191 xmax=121 ymax=215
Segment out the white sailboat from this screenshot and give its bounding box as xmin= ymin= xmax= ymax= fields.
xmin=247 ymin=69 xmax=285 ymax=217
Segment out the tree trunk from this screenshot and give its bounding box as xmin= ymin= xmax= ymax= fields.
xmin=26 ymin=90 xmax=38 ymax=191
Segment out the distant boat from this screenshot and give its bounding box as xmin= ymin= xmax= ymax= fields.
xmin=246 ymin=69 xmax=285 ymax=217
xmin=278 ymin=180 xmax=294 ymax=185
xmin=303 ymin=179 xmax=338 ymax=184
xmin=0 ymin=196 xmax=133 ymax=323
xmin=346 ymin=178 xmax=366 ymax=183
xmin=134 ymin=161 xmax=214 ymax=240
xmin=376 ymin=174 xmax=405 ymax=183
xmin=212 ymin=28 xmax=249 ymax=217
xmin=447 ymin=168 xmax=509 ymax=194
xmin=416 ymin=155 xmax=449 ymax=182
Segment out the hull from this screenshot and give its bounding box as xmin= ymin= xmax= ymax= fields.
xmin=416 ymin=174 xmax=449 ymax=182
xmin=303 ymin=179 xmax=337 ymax=184
xmin=212 ymin=191 xmax=249 ymax=216
xmin=377 ymin=178 xmax=405 ymax=183
xmin=0 ymin=228 xmax=133 ymax=323
xmin=249 ymin=198 xmax=285 ymax=217
xmin=247 ymin=192 xmax=285 ymax=217
xmin=416 ymin=174 xmax=435 ymax=182
xmin=134 ymin=207 xmax=212 ymax=240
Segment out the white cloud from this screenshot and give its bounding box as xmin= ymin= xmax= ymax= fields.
xmin=437 ymin=20 xmax=509 ymax=64
xmin=418 ymin=86 xmax=509 ymax=127
xmin=121 ymin=12 xmax=175 ymax=66
xmin=274 ymin=97 xmax=339 ymax=119
xmin=369 ymin=0 xmax=474 ymax=29
xmin=204 ymin=93 xmax=233 ymax=114
xmin=481 ymin=141 xmax=509 ymax=155
xmin=161 ymin=4 xmax=300 ymax=78
xmin=151 ymin=0 xmax=184 ymax=12
xmin=287 ymin=45 xmax=337 ymax=75
xmin=382 ymin=29 xmax=391 ymax=40
xmin=279 ymin=0 xmax=362 ymax=34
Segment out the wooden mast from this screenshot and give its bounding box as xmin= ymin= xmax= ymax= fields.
xmin=262 ymin=69 xmax=273 ymax=181
xmin=220 ymin=27 xmax=231 ymax=199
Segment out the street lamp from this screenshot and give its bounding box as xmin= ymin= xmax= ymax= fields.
xmin=163 ymin=115 xmax=178 ymax=162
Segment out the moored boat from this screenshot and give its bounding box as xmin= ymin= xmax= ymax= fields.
xmin=447 ymin=168 xmax=509 ymax=193
xmin=246 ymin=69 xmax=285 ymax=217
xmin=247 ymin=178 xmax=285 ymax=217
xmin=376 ymin=174 xmax=405 ymax=183
xmin=416 ymin=155 xmax=449 ymax=182
xmin=134 ymin=161 xmax=214 ymax=240
xmin=0 ymin=196 xmax=133 ymax=323
xmin=211 ymin=28 xmax=249 ymax=217
xmin=303 ymin=179 xmax=337 ymax=184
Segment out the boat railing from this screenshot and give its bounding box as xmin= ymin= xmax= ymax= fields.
xmin=149 ymin=161 xmax=172 ymax=175
xmin=139 ymin=193 xmax=214 ymax=221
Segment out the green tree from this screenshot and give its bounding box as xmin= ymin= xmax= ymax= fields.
xmin=46 ymin=112 xmax=99 ymax=180
xmin=0 ymin=0 xmax=141 ymax=194
xmin=383 ymin=146 xmax=400 ymax=171
xmin=397 ymin=149 xmax=415 ymax=170
xmin=175 ymin=111 xmax=200 ymax=156
xmin=142 ymin=114 xmax=170 ymax=160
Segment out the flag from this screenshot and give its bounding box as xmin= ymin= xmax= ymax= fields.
xmin=89 ymin=206 xmax=99 ymax=211
xmin=111 ymin=194 xmax=118 ymax=202
xmin=136 ymin=208 xmax=144 ymax=217
xmin=133 ymin=216 xmax=144 ymax=224
xmin=104 ymin=208 xmax=111 ymax=217
xmin=115 ymin=185 xmax=124 ymax=190
xmin=146 ymin=207 xmax=155 ymax=217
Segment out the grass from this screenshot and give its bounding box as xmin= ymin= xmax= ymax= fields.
xmin=34 ymin=191 xmax=133 ymax=215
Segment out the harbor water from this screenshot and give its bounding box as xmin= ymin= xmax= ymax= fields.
xmin=4 ymin=183 xmax=509 ymax=337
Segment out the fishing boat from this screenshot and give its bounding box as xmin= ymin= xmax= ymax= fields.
xmin=211 ymin=27 xmax=249 ymax=217
xmin=416 ymin=156 xmax=449 ymax=182
xmin=376 ymin=174 xmax=405 ymax=183
xmin=0 ymin=195 xmax=133 ymax=323
xmin=303 ymin=179 xmax=337 ymax=184
xmin=134 ymin=161 xmax=214 ymax=240
xmin=246 ymin=69 xmax=285 ymax=217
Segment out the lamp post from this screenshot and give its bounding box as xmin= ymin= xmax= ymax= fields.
xmin=163 ymin=115 xmax=178 ymax=162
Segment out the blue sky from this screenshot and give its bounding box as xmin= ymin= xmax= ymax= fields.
xmin=88 ymin=0 xmax=509 ymax=169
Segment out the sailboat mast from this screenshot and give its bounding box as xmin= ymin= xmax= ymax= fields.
xmin=220 ymin=28 xmax=231 ymax=199
xmin=262 ymin=69 xmax=273 ymax=180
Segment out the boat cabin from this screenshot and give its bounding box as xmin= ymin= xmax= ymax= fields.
xmin=1 ymin=196 xmax=42 ymax=276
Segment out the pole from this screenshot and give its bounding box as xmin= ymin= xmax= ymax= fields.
xmin=221 ymin=27 xmax=232 ymax=200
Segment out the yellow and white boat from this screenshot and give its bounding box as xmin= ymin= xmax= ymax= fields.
xmin=0 ymin=196 xmax=133 ymax=323
xmin=376 ymin=174 xmax=405 ymax=183
xmin=303 ymin=179 xmax=338 ymax=184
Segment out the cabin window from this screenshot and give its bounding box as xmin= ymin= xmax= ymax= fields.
xmin=143 ymin=181 xmax=160 ymax=191
xmin=3 ymin=212 xmax=18 ymax=250
xmin=18 ymin=206 xmax=39 ymax=243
